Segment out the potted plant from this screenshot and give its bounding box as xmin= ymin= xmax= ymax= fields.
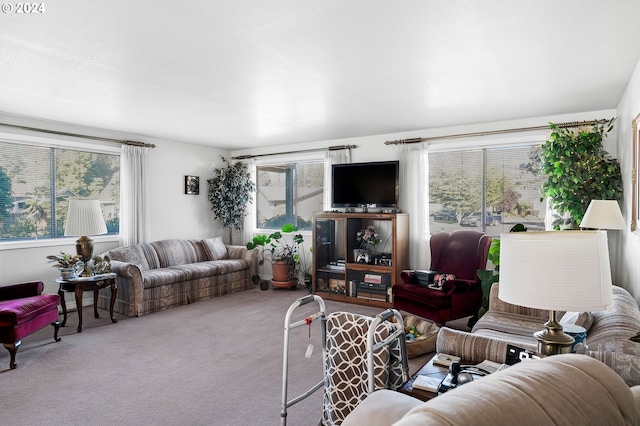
xmin=246 ymin=224 xmax=307 ymax=289
xmin=540 ymin=118 xmax=622 ymax=229
xmin=46 ymin=251 xmax=83 ymax=279
xmin=207 ymin=156 xmax=255 ymax=244
xmin=471 ymin=223 xmax=527 ymax=327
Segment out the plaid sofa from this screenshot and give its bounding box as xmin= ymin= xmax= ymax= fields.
xmin=435 ymin=283 xmax=640 ymax=386
xmin=97 ymin=237 xmax=257 ymax=317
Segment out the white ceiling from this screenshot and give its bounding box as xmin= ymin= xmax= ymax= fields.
xmin=1 ymin=0 xmax=640 ymax=150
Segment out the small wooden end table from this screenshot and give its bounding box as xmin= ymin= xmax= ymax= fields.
xmin=56 ymin=273 xmax=118 ymax=333
xmin=399 ymin=357 xmax=449 ymax=401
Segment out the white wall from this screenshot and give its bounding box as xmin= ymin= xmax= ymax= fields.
xmin=614 ymin=60 xmax=640 ymax=301
xmin=0 ymin=114 xmax=231 ymax=302
xmin=146 ymin=139 xmax=229 ymax=241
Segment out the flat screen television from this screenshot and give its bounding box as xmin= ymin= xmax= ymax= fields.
xmin=331 ymin=161 xmax=399 ymax=208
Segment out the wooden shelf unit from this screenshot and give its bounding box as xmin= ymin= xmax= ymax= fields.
xmin=312 ymin=212 xmax=409 ymax=308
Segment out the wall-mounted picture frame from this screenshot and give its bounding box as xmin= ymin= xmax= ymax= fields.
xmin=632 ymin=113 xmax=640 ymax=233
xmin=185 ymin=175 xmax=199 ymax=195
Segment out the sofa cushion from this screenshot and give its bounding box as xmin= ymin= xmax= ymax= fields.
xmin=170 ymin=259 xmax=249 ymax=280
xmin=472 ymin=311 xmax=545 ymax=337
xmin=151 ymin=239 xmax=199 ymax=268
xmin=107 ymin=243 xmax=159 ymax=271
xmin=202 ymin=237 xmax=229 ymax=261
xmin=0 ymin=294 xmax=60 ymax=326
xmin=392 ymin=283 xmax=451 ymax=309
xmin=560 ymin=311 xmax=594 ymax=331
xmin=142 ymin=268 xmax=191 ymax=289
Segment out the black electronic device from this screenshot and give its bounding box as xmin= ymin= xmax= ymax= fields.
xmin=414 ymin=270 xmax=439 ymax=286
xmin=331 ymin=161 xmax=399 ymax=209
xmin=437 ymin=361 xmax=491 ymax=394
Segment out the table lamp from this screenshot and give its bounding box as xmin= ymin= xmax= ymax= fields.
xmin=64 ymin=199 xmax=107 ymax=277
xmin=498 ymin=231 xmax=613 ymax=356
xmin=579 ymin=199 xmax=626 ymax=230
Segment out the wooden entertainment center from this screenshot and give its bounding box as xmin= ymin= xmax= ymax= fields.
xmin=312 ymin=212 xmax=409 ymax=307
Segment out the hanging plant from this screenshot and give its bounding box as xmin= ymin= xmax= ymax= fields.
xmin=207 ymin=156 xmax=255 ymax=242
xmin=539 ymin=118 xmax=622 ymax=230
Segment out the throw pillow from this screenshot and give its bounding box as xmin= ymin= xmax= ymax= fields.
xmin=202 ymin=237 xmax=229 ymax=261
xmin=560 ymin=311 xmax=594 ymax=331
xmin=433 ymin=273 xmax=456 ymax=288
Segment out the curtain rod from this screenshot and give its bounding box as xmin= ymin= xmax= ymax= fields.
xmin=0 ymin=122 xmax=156 ymax=148
xmin=384 ymin=119 xmax=607 ymax=145
xmin=231 ymin=144 xmax=357 ymax=160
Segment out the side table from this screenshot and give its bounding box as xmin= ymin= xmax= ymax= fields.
xmin=56 ymin=273 xmax=118 ymax=333
xmin=399 ymin=357 xmax=449 ymax=401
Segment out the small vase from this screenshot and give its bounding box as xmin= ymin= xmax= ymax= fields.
xmin=59 ymin=267 xmax=77 ymax=280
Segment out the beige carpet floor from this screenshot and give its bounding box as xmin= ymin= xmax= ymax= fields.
xmin=0 ymin=286 xmax=449 ymax=426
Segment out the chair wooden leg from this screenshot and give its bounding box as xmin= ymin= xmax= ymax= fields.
xmin=3 ymin=340 xmax=21 ymax=369
xmin=52 ymin=320 xmax=61 ymax=342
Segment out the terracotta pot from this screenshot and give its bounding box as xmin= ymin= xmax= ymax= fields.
xmin=272 ymin=261 xmax=292 ymax=282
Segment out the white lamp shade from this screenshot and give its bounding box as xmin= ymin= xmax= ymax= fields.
xmin=580 ymin=200 xmax=626 ymax=230
xmin=64 ymin=199 xmax=107 ymax=236
xmin=499 ymin=231 xmax=613 ymax=312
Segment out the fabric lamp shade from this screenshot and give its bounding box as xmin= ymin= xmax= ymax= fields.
xmin=498 ymin=231 xmax=613 ymax=312
xmin=580 ymin=200 xmax=626 ymax=230
xmin=64 ymin=199 xmax=107 ymax=237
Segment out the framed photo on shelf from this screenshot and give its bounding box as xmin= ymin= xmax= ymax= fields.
xmin=185 ymin=175 xmax=199 ymax=195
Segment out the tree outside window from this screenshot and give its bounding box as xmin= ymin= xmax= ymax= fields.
xmin=256 ymin=161 xmax=323 ymax=230
xmin=0 ymin=141 xmax=119 ymax=241
xmin=429 ymin=146 xmax=547 ymax=237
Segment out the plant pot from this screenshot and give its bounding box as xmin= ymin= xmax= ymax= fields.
xmin=59 ymin=267 xmax=77 ymax=280
xmin=272 ymin=261 xmax=292 ymax=282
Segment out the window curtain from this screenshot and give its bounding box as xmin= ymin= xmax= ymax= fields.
xmin=120 ymin=144 xmax=150 ymax=245
xmin=323 ymin=148 xmax=352 ymax=210
xmin=397 ymin=143 xmax=430 ymax=269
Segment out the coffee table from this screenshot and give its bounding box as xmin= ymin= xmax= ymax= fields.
xmin=56 ymin=273 xmax=118 ymax=333
xmin=399 ymin=357 xmax=449 ymax=401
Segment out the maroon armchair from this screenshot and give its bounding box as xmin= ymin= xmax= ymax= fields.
xmin=0 ymin=281 xmax=61 ymax=369
xmin=392 ymin=230 xmax=491 ymax=325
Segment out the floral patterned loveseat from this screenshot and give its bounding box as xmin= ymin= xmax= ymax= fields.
xmin=436 ymin=283 xmax=640 ymax=386
xmin=97 ymin=237 xmax=257 ymax=317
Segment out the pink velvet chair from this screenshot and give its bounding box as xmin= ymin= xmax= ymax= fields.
xmin=0 ymin=281 xmax=61 ymax=369
xmin=392 ymin=230 xmax=491 ymax=325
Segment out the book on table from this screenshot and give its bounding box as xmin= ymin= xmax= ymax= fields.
xmin=412 ymin=375 xmax=442 ymax=393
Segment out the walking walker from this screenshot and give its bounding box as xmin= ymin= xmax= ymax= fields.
xmin=280 ymin=295 xmax=409 ymax=425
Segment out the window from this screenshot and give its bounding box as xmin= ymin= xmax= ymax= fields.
xmin=0 ymin=140 xmax=120 ymax=242
xmin=429 ymin=145 xmax=546 ymax=237
xmin=256 ymin=161 xmax=324 ymax=230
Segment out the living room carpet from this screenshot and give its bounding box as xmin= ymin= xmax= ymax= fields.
xmin=0 ymin=286 xmax=435 ymax=426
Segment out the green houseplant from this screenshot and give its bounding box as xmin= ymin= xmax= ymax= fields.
xmin=207 ymin=156 xmax=255 ymax=243
xmin=46 ymin=251 xmax=83 ymax=279
xmin=246 ymin=224 xmax=309 ymax=290
xmin=472 ymin=223 xmax=527 ymax=327
xmin=540 ymin=118 xmax=622 ymax=229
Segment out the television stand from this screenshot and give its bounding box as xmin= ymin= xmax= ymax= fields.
xmin=312 ymin=212 xmax=409 ymax=308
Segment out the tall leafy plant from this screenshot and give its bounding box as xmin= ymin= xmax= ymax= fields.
xmin=207 ymin=156 xmax=255 ymax=243
xmin=540 ymin=118 xmax=622 ymax=230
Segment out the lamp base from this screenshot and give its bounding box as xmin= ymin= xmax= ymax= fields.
xmin=534 ymin=310 xmax=575 ymax=356
xmin=75 ymin=235 xmax=94 ymax=277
